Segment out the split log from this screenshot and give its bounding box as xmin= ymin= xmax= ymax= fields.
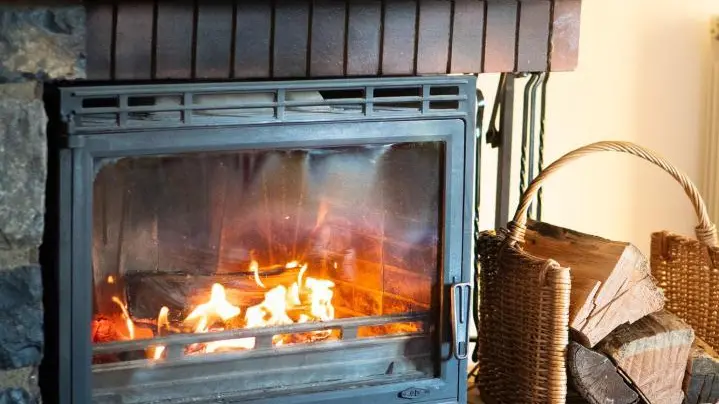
xmin=566 ymin=384 xmax=593 ymax=404
xmin=567 ymin=341 xmax=640 ymax=404
xmin=524 ymin=220 xmax=665 ymax=346
xmin=684 ymin=336 xmax=719 ymax=404
xmin=598 ymin=310 xmax=695 ymax=404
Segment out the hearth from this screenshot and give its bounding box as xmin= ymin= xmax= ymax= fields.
xmin=44 ymin=76 xmax=477 ymax=403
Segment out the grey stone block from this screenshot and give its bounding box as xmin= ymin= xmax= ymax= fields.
xmin=0 ymin=250 xmax=35 ymax=271
xmin=0 ymin=82 xmax=47 ymax=250
xmin=0 ymin=388 xmax=34 ymax=404
xmin=0 ymin=367 xmax=38 ymax=393
xmin=0 ymin=266 xmax=43 ymax=370
xmin=0 ymin=266 xmax=42 ymax=312
xmin=0 ymin=6 xmax=85 ymax=82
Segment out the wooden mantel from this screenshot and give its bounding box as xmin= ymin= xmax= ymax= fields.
xmin=84 ymin=0 xmax=581 ymax=81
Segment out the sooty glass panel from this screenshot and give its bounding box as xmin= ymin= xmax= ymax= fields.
xmin=90 ymin=142 xmax=443 ymax=361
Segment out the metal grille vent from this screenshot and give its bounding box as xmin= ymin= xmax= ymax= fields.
xmin=61 ymin=77 xmax=472 ymax=134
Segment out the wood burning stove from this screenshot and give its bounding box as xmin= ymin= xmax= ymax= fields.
xmin=45 ymin=75 xmax=477 ymax=404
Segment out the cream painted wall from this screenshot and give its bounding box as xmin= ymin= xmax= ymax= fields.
xmin=476 ymin=0 xmax=719 ymax=255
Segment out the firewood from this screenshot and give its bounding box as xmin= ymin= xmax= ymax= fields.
xmin=567 ymin=341 xmax=640 ymax=404
xmin=684 ymin=336 xmax=719 ymax=404
xmin=524 ymin=220 xmax=665 ymax=347
xmin=123 ymin=267 xmax=301 ymax=320
xmin=598 ymin=310 xmax=695 ymax=404
xmin=565 ymin=389 xmax=590 ymax=404
xmin=92 ymin=316 xmax=124 ymax=344
xmin=92 ymin=316 xmax=123 ymax=364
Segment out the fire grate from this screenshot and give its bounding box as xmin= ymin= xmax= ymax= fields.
xmin=93 ymin=313 xmax=429 ymax=358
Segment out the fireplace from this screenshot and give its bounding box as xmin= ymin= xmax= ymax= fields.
xmin=45 ymin=76 xmax=477 ymax=403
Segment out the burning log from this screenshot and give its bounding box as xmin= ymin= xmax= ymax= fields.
xmin=92 ymin=317 xmax=123 ymax=364
xmin=684 ymin=336 xmax=719 ymax=404
xmin=566 ymin=341 xmax=640 ymax=404
xmin=92 ymin=316 xmax=124 ymax=344
xmin=523 ymin=220 xmax=665 ymax=347
xmin=123 ymin=266 xmax=301 ymax=320
xmin=597 ymin=310 xmax=695 ymax=404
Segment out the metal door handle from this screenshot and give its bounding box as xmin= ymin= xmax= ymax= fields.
xmin=450 ymin=282 xmax=472 ymax=360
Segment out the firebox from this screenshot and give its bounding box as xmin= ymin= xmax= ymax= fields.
xmin=44 ymin=76 xmax=477 ymax=404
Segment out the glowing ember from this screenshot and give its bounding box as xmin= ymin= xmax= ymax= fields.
xmin=107 ymin=275 xmax=115 ymax=284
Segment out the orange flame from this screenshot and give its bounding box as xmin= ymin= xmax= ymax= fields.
xmin=149 ymin=261 xmax=336 ymax=359
xmin=111 ymin=296 xmax=135 ymax=340
xmin=304 ymin=277 xmax=335 ymax=322
xmin=250 ymin=260 xmax=265 ymax=289
xmin=152 ymin=306 xmax=170 ymax=359
xmin=183 ymin=283 xmax=241 ymax=328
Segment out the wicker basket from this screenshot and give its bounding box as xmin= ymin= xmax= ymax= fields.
xmin=652 ymin=232 xmax=719 ymax=350
xmin=477 ymin=140 xmax=719 ymax=403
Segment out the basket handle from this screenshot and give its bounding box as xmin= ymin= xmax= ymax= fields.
xmin=506 ymin=140 xmax=719 ymax=248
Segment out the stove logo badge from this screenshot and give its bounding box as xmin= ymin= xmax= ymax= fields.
xmin=399 ymin=387 xmax=429 ymax=400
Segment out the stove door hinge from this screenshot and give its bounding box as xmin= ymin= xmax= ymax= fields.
xmin=450 ymin=282 xmax=472 ymax=360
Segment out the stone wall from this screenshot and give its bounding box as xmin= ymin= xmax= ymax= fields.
xmin=0 ymin=5 xmax=85 ymax=404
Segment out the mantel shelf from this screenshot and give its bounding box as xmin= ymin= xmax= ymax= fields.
xmin=82 ymin=0 xmax=581 ymax=81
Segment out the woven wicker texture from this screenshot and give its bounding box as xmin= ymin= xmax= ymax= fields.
xmin=651 ymin=232 xmax=719 ymax=350
xmin=477 ymin=230 xmax=571 ymax=403
xmin=504 ymin=140 xmax=719 ymax=352
xmin=477 ymin=140 xmax=718 ymax=402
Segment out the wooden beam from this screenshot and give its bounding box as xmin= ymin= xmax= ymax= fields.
xmin=549 ymin=0 xmax=582 ymax=71
xmin=85 ymin=1 xmax=114 ymax=80
xmin=516 ymin=0 xmax=551 ymax=72
xmin=416 ymin=0 xmax=452 ymax=74
xmin=155 ymin=1 xmax=194 ymax=79
xmin=114 ymin=2 xmax=153 ymax=80
xmin=85 ymin=0 xmax=583 ymax=78
xmin=346 ymin=0 xmax=382 ymax=76
xmin=483 ymin=0 xmax=518 ymax=72
xmin=381 ymin=0 xmax=417 ymax=75
xmin=449 ymin=0 xmax=485 ymax=73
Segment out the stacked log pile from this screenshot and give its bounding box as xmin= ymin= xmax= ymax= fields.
xmin=524 ymin=220 xmax=717 ymax=404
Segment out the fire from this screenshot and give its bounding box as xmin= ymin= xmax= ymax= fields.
xmin=97 ymin=261 xmax=337 ymax=360
xmin=250 ymin=260 xmax=265 ymax=289
xmin=173 ymin=262 xmax=336 ymax=357
xmin=111 ymin=296 xmax=135 ymax=340
xmin=305 ymin=277 xmax=335 ymax=322
xmin=153 ymin=307 xmax=170 ymax=360
xmin=183 ymin=283 xmax=241 ymax=329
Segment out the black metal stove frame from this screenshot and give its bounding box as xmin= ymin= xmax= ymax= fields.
xmin=43 ymin=76 xmax=478 ymax=404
